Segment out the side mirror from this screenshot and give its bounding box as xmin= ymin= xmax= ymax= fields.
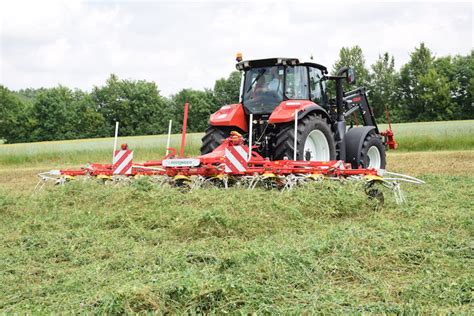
xmin=346 ymin=68 xmax=356 ymax=85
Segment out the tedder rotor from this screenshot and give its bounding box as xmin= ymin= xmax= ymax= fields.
xmin=36 ymin=54 xmax=424 ymax=203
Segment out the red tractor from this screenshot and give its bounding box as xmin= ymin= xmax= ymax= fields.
xmin=39 ymin=56 xmax=418 ymax=194
xmin=201 ymin=56 xmax=393 ymax=169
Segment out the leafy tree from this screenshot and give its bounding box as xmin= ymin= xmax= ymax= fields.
xmin=70 ymin=91 xmax=108 ymax=138
xmin=331 ymin=45 xmax=370 ymax=92
xmin=92 ymin=74 xmax=168 ymax=136
xmin=31 ymin=86 xmax=78 ymax=141
xmin=368 ymin=53 xmax=399 ymax=121
xmin=416 ymin=68 xmax=455 ymax=121
xmin=399 ymin=43 xmax=455 ymax=121
xmin=14 ymin=88 xmax=47 ymax=106
xmin=0 ymin=86 xmax=34 ymax=143
xmin=213 ymin=71 xmax=241 ymax=106
xmin=434 ymin=52 xmax=474 ymax=119
xmin=171 ymin=89 xmax=216 ymax=133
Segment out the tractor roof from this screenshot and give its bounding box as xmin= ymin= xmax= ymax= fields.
xmin=236 ymin=57 xmax=327 ymax=74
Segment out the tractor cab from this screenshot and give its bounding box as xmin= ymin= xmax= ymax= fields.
xmin=236 ymin=58 xmax=328 ymax=115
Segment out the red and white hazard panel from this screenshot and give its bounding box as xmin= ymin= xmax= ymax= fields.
xmin=224 ymin=145 xmax=248 ymax=174
xmin=113 ymin=150 xmax=133 ymax=175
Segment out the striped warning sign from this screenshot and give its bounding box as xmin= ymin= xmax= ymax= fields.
xmin=224 ymin=145 xmax=248 ymax=174
xmin=113 ymin=150 xmax=133 ymax=175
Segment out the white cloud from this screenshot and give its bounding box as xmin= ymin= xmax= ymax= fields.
xmin=1 ymin=0 xmax=472 ymax=96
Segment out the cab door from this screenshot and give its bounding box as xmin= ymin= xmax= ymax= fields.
xmin=284 ymin=66 xmax=309 ymax=100
xmin=308 ymin=67 xmax=327 ymax=106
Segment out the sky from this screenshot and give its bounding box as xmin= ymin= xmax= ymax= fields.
xmin=0 ymin=0 xmax=472 ymax=97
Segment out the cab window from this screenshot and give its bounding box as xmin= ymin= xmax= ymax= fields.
xmin=309 ymin=67 xmax=325 ymax=104
xmin=285 ymin=66 xmax=309 ymax=99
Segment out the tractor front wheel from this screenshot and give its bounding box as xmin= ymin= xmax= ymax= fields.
xmin=359 ymin=133 xmax=386 ymax=169
xmin=200 ymin=126 xmax=233 ymax=155
xmin=273 ymin=113 xmax=336 ymax=161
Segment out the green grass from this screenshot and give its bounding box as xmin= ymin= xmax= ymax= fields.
xmin=0 ymin=120 xmax=472 ymax=167
xmin=0 ymin=133 xmax=203 ymax=167
xmin=0 ymin=176 xmax=472 ymax=313
xmin=378 ymin=120 xmax=474 ymax=151
xmin=1 ymin=120 xmax=473 ymax=312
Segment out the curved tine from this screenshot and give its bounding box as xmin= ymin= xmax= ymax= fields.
xmin=191 ymin=176 xmax=206 ymax=190
xmin=149 ymin=175 xmax=169 ymax=187
xmin=156 ymin=176 xmax=169 ymax=186
xmin=383 ymin=177 xmax=425 ymax=184
xmin=241 ymin=176 xmax=256 ymax=188
xmin=112 ymin=176 xmax=120 ymax=184
xmin=379 ymin=181 xmax=396 ymax=190
xmin=214 ymin=176 xmax=229 ymax=189
xmin=282 ymin=175 xmax=291 ymax=189
xmin=292 ymin=175 xmax=301 ymax=187
xmin=249 ymin=176 xmax=258 ymax=190
xmin=37 ymin=172 xmax=58 ymax=182
xmin=300 ymin=175 xmax=311 ymax=185
xmin=33 ymin=179 xmax=42 ymax=192
xmin=245 ymin=176 xmax=254 ymax=189
xmin=113 ymin=175 xmax=128 ymax=184
xmin=292 ymin=175 xmax=305 ymax=187
xmin=56 ymin=177 xmax=66 ymax=186
xmin=282 ymin=175 xmax=295 ymax=191
xmin=392 ymin=182 xmax=406 ymax=204
xmin=39 ymin=180 xmax=47 ymax=191
xmin=33 ymin=178 xmax=47 ymax=194
xmin=250 ymin=175 xmax=263 ymax=190
xmin=384 ymin=171 xmax=426 ymax=184
xmin=284 ymin=174 xmax=305 ymax=190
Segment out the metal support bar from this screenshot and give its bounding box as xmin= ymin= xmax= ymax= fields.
xmin=293 ymin=110 xmax=298 ymax=160
xmin=344 ymin=104 xmax=360 ymax=118
xmin=248 ymin=114 xmax=253 ymax=161
xmin=166 ymin=120 xmax=172 ymax=155
xmin=113 ymin=121 xmax=119 ymax=163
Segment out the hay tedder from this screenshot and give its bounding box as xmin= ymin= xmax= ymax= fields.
xmin=37 ymin=55 xmax=424 ymax=203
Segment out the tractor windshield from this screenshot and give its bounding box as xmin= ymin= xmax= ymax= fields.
xmin=242 ymin=66 xmax=284 ymax=114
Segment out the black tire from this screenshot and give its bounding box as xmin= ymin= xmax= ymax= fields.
xmin=359 ymin=133 xmax=386 ymax=169
xmin=273 ymin=113 xmax=336 ymax=161
xmin=200 ymin=126 xmax=234 ymax=155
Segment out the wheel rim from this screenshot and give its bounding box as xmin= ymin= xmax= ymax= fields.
xmin=367 ymin=146 xmax=381 ymax=169
xmin=303 ymin=130 xmax=330 ymax=161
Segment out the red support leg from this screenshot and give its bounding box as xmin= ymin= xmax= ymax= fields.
xmin=180 ymin=102 xmax=189 ymax=157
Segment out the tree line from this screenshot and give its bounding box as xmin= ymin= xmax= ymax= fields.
xmin=1 ymin=43 xmax=472 ymax=143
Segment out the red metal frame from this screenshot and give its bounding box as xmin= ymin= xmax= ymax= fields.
xmin=180 ymin=102 xmax=189 ymax=157
xmin=58 ymin=133 xmax=378 ymax=179
xmin=381 ymin=106 xmax=398 ymax=150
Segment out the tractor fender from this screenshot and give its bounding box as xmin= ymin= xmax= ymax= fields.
xmin=209 ymin=103 xmax=248 ymax=132
xmin=268 ymin=100 xmax=329 ymax=124
xmin=344 ymin=126 xmax=376 ymax=168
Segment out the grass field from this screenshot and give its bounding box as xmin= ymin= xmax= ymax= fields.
xmin=0 ymin=120 xmax=473 ymax=313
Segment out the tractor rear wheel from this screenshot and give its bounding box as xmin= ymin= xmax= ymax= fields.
xmin=359 ymin=133 xmax=386 ymax=169
xmin=200 ymin=126 xmax=233 ymax=155
xmin=273 ymin=113 xmax=336 ymax=161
